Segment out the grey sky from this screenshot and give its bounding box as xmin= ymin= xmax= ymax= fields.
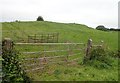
xmin=0 ymin=0 xmax=119 ymax=28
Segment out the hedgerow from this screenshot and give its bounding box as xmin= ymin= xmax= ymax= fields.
xmin=2 ymin=42 xmax=31 ymax=83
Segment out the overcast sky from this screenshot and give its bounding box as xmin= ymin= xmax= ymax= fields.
xmin=0 ymin=0 xmax=119 ymax=28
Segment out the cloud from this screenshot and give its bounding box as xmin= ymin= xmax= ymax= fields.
xmin=0 ymin=0 xmax=119 ymax=28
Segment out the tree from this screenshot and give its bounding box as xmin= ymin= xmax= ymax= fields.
xmin=36 ymin=16 xmax=44 ymax=21
xmin=110 ymin=28 xmax=120 ymax=31
xmin=96 ymin=25 xmax=108 ymax=31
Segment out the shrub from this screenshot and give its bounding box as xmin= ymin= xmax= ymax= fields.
xmin=15 ymin=20 xmax=19 ymax=22
xmin=36 ymin=16 xmax=44 ymax=21
xmin=110 ymin=28 xmax=120 ymax=31
xmin=96 ymin=25 xmax=109 ymax=31
xmin=108 ymin=50 xmax=120 ymax=58
xmin=2 ymin=41 xmax=31 ymax=82
xmin=83 ymin=47 xmax=113 ymax=69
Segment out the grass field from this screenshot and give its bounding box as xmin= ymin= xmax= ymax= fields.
xmin=2 ymin=21 xmax=119 ymax=81
xmin=2 ymin=21 xmax=118 ymax=51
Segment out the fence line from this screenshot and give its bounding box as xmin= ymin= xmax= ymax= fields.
xmin=23 ymin=57 xmax=82 ymax=72
xmin=15 ymin=42 xmax=85 ymax=45
xmin=18 ymin=39 xmax=103 ymax=71
xmin=18 ymin=42 xmax=84 ymax=72
xmin=22 ymin=52 xmax=81 ymax=61
xmin=2 ymin=38 xmax=103 ymax=73
xmin=25 ymin=67 xmax=44 ymax=72
xmin=92 ymin=45 xmax=102 ymax=47
xmin=21 ymin=48 xmax=85 ymax=54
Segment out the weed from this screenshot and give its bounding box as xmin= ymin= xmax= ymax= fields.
xmin=83 ymin=47 xmax=114 ymax=69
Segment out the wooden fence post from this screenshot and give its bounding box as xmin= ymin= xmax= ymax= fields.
xmin=2 ymin=38 xmax=13 ymax=51
xmin=85 ymin=39 xmax=92 ymax=59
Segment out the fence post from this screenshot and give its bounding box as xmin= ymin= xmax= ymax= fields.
xmin=85 ymin=39 xmax=92 ymax=59
xmin=2 ymin=38 xmax=13 ymax=51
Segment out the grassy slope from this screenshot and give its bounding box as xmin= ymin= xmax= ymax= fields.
xmin=2 ymin=21 xmax=118 ymax=81
xmin=2 ymin=21 xmax=118 ymax=51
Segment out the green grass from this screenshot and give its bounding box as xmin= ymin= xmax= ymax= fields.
xmin=2 ymin=21 xmax=118 ymax=51
xmin=25 ymin=57 xmax=118 ymax=81
xmin=2 ymin=21 xmax=119 ymax=81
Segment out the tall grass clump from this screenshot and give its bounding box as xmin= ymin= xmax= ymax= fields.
xmin=83 ymin=47 xmax=115 ymax=69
